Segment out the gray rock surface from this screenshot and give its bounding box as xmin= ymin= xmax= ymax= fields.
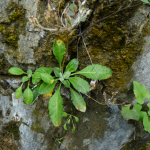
xmin=0 ymin=0 xmax=150 ymax=150
xmin=0 ymin=0 xmax=42 ymax=71
xmin=60 ymin=105 xmax=134 ymax=150
xmin=131 ymin=34 xmax=150 ymax=92
xmin=0 ymin=92 xmax=49 ymax=150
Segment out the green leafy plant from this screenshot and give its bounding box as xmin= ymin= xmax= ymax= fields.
xmin=8 ymin=0 xmax=149 ymax=131
xmin=121 ymin=81 xmax=150 ymax=133
xmin=8 ymin=1 xmax=112 ymax=131
xmin=9 ymin=39 xmax=112 ymax=127
xmin=8 ymin=0 xmax=150 ymax=133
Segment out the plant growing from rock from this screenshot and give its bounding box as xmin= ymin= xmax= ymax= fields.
xmin=9 ymin=39 xmax=112 ymax=127
xmin=8 ymin=0 xmax=112 ymax=129
xmin=121 ymin=81 xmax=150 ymax=133
xmin=8 ymin=0 xmax=149 ymax=131
xmin=63 ymin=112 xmax=79 ymax=132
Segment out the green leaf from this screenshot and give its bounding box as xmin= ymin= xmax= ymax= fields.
xmin=35 ymin=67 xmax=53 ymax=74
xmin=38 ymin=80 xmax=57 ymax=94
xmin=65 ymin=58 xmax=79 ymax=73
xmin=74 ymin=116 xmax=79 ymax=122
xmin=68 ymin=9 xmax=75 ymax=16
xmin=69 ymin=77 xmax=90 ymax=94
xmin=63 ymin=123 xmax=67 ymax=130
xmin=23 ymin=86 xmax=33 ymax=105
xmin=148 ymin=110 xmax=150 ymax=116
xmin=141 ymin=0 xmax=150 ymax=3
xmin=70 ymin=88 xmax=86 ymax=112
xmin=27 ymin=69 xmax=32 ymax=78
xmin=54 ymin=67 xmax=61 ymax=77
xmin=22 ymin=76 xmax=29 ymax=82
xmin=48 ymin=85 xmax=64 ymax=127
xmin=32 ymin=72 xmax=41 ymax=84
xmin=59 ymin=72 xmax=63 ymax=78
xmin=68 ymin=4 xmax=78 ymax=16
xmin=147 ymin=103 xmax=150 ymax=115
xmin=73 ymin=64 xmax=112 ymax=81
xmin=9 ymin=67 xmax=25 ymax=75
xmin=63 ymin=112 xmax=68 ymax=117
xmin=58 ymin=72 xmax=64 ymax=81
xmin=133 ymin=81 xmax=150 ymax=104
xmin=59 ymin=72 xmax=67 ymax=82
xmin=40 ymin=73 xmax=53 ymax=84
xmin=121 ymin=106 xmax=140 ymax=120
xmin=79 ymin=15 xmax=87 ymax=22
xmin=15 ymin=86 xmax=22 ymax=99
xmin=62 ymin=80 xmax=70 ymax=88
xmin=72 ymin=124 xmax=76 ymax=132
xmin=143 ymin=116 xmax=150 ymax=133
xmin=67 ymin=119 xmax=70 ymax=124
xmin=147 ymin=102 xmax=150 ymax=109
xmin=63 ymin=71 xmax=71 ymax=79
xmin=31 ymin=83 xmax=42 ymax=102
xmin=69 ymin=4 xmax=78 ymax=12
xmin=133 ymin=103 xmax=147 ymax=121
xmin=53 ymin=40 xmax=66 ymax=68
xmin=59 ymin=78 xmax=64 ymax=82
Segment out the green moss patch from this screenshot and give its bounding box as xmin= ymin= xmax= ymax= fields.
xmin=78 ymin=0 xmax=145 ymax=93
xmin=0 ymin=0 xmax=26 ymax=47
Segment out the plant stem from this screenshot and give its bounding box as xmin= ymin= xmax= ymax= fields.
xmin=70 ymin=72 xmax=77 ymax=76
xmin=85 ymin=94 xmax=123 ymax=106
xmin=62 ymin=31 xmax=69 ymax=73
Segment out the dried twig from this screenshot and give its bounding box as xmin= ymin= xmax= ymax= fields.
xmin=28 ymin=0 xmax=92 ymax=33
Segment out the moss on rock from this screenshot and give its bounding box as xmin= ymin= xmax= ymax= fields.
xmin=78 ymin=0 xmax=145 ymax=94
xmin=3 ymin=121 xmax=20 ymax=140
xmin=0 ymin=0 xmax=26 ymax=47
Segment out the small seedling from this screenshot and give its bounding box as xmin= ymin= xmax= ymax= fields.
xmin=63 ymin=112 xmax=79 ymax=132
xmin=55 ymin=137 xmax=64 ymax=144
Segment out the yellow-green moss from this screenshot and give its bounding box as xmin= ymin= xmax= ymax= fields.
xmin=78 ymin=0 xmax=145 ymax=93
xmin=2 ymin=26 xmax=19 ymax=47
xmin=31 ymin=124 xmax=42 ymax=132
xmin=0 ymin=25 xmax=5 ymax=32
xmin=0 ymin=0 xmax=26 ymax=47
xmin=31 ymin=110 xmax=42 ymax=132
